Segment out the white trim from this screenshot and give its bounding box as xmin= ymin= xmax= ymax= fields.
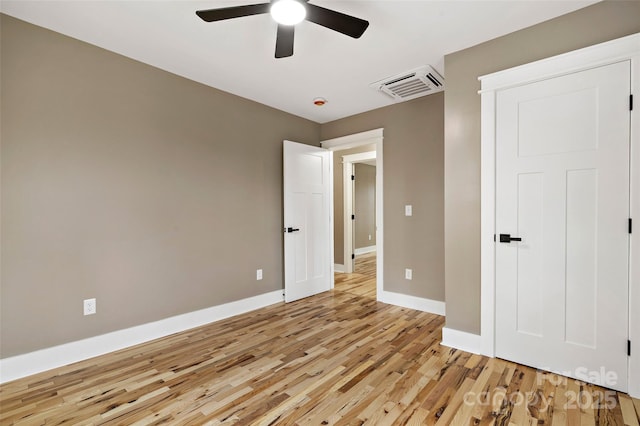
xmin=354 ymin=245 xmax=376 ymax=255
xmin=479 ymin=32 xmax=640 ymax=396
xmin=629 ymin=35 xmax=640 ymax=400
xmin=334 ymin=264 xmax=345 ymax=273
xmin=480 ymin=85 xmax=497 ymax=358
xmin=376 ymin=138 xmax=384 ymax=300
xmin=343 ymin=160 xmax=354 ymax=272
xmin=441 ymin=328 xmax=481 ymax=355
xmin=378 ymin=290 xmax=445 ymax=316
xmin=479 ymin=33 xmax=640 ymax=93
xmin=343 ymin=151 xmax=377 ymax=163
xmin=329 ymin=147 xmax=335 ymax=289
xmin=0 ymin=290 xmax=284 ymax=384
xmin=321 ymin=128 xmax=383 ymax=151
xmin=342 ymin=150 xmax=377 ymax=273
xmin=375 ymin=137 xmax=384 ymax=301
xmin=322 ymin=129 xmax=384 ymax=300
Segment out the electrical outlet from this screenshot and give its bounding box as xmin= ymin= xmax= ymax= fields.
xmin=256 ymin=269 xmax=263 ymax=280
xmin=405 ymin=269 xmax=412 ymax=280
xmin=405 ymin=205 xmax=412 ymax=216
xmin=368 ymin=234 xmax=372 ymax=241
xmin=83 ymin=298 xmax=96 ymax=315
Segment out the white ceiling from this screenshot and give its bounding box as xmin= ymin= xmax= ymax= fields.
xmin=1 ymin=0 xmax=599 ymax=123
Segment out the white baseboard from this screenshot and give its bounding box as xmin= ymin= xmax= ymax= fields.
xmin=334 ymin=263 xmax=345 ymax=273
xmin=378 ymin=290 xmax=445 ymax=316
xmin=441 ymin=327 xmax=481 ymax=355
xmin=0 ymin=290 xmax=284 ymax=384
xmin=354 ymin=246 xmax=376 ymax=255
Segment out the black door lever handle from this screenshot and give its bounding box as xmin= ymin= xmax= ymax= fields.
xmin=499 ymin=234 xmax=522 ymax=243
xmin=286 ymin=227 xmax=300 ymax=233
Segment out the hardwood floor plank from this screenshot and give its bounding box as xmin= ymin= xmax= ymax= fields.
xmin=620 ymin=394 xmax=640 ymax=426
xmin=633 ymin=397 xmax=640 ymax=424
xmin=1 ymin=252 xmax=638 ymax=425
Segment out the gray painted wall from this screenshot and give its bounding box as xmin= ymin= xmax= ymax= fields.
xmin=1 ymin=14 xmax=320 ymax=357
xmin=443 ymin=0 xmax=640 ymax=334
xmin=354 ymin=163 xmax=376 ymax=250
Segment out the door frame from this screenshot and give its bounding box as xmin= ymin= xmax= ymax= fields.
xmin=479 ymin=33 xmax=640 ymax=397
xmin=322 ymin=128 xmax=384 ymax=300
xmin=343 ymin=151 xmax=377 ymax=273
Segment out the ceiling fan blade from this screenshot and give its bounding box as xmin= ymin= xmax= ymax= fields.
xmin=275 ymin=25 xmax=295 ymax=58
xmin=196 ymin=3 xmax=270 ymax=22
xmin=305 ymin=3 xmax=369 ymax=39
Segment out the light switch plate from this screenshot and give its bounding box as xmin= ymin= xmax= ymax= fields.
xmin=405 ymin=205 xmax=412 ymax=216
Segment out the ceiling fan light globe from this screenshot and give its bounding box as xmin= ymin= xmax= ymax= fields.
xmin=270 ymin=0 xmax=306 ymax=25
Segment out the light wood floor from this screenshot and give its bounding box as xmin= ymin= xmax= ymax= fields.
xmin=1 ymin=253 xmax=639 ymax=425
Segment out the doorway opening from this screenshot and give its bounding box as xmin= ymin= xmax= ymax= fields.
xmin=321 ymin=129 xmax=383 ymax=301
xmin=338 ymin=150 xmax=377 ymax=297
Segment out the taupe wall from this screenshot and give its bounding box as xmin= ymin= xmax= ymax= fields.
xmin=321 ymin=93 xmax=445 ymax=301
xmin=354 ymin=164 xmax=376 ymax=250
xmin=332 ymin=144 xmax=376 ymax=265
xmin=443 ymin=0 xmax=640 ymax=334
xmin=0 ymin=14 xmax=320 ymax=357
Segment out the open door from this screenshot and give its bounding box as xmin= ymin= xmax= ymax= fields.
xmin=283 ymin=140 xmax=332 ymax=302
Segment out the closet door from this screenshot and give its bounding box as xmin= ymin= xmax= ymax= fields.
xmin=495 ymin=61 xmax=631 ymax=392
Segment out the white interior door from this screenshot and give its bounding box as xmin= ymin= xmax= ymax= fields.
xmin=283 ymin=140 xmax=332 ymax=302
xmin=495 ymin=61 xmax=631 ymax=391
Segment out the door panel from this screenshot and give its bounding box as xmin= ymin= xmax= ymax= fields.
xmin=565 ymin=168 xmax=597 ymax=348
xmin=517 ymin=87 xmax=598 ymax=156
xmin=495 ymin=61 xmax=630 ymax=391
xmin=515 ymin=172 xmax=543 ymax=337
xmin=284 ymin=141 xmax=331 ymax=302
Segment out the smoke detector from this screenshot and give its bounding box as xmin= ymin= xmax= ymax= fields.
xmin=313 ymin=97 xmax=327 ymax=106
xmin=370 ymin=65 xmax=444 ymax=102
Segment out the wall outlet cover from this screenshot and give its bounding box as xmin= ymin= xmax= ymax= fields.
xmin=83 ymin=298 xmax=96 ymax=315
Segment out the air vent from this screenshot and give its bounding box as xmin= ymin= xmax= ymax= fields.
xmin=370 ymin=66 xmax=444 ymax=102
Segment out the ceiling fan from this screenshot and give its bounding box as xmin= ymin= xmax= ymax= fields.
xmin=196 ymin=0 xmax=369 ymax=58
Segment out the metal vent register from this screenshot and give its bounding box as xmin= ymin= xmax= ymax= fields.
xmin=371 ymin=65 xmax=444 ymax=102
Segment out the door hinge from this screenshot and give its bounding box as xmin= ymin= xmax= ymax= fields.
xmin=352 ymin=214 xmax=355 ymax=220
xmin=493 ymin=234 xmax=496 ymax=242
xmin=630 ymin=218 xmax=633 ymax=234
xmin=352 ymin=253 xmax=355 ymax=260
xmin=351 ymin=175 xmax=355 ymax=181
xmin=630 ymin=94 xmax=634 ymax=111
xmin=628 ymin=340 xmax=631 ymax=356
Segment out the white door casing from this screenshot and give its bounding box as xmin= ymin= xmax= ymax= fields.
xmin=283 ymin=140 xmax=332 ymax=302
xmin=480 ymin=33 xmax=640 ymax=397
xmin=321 ymin=128 xmax=384 ymax=299
xmin=495 ymin=61 xmax=630 ymax=391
